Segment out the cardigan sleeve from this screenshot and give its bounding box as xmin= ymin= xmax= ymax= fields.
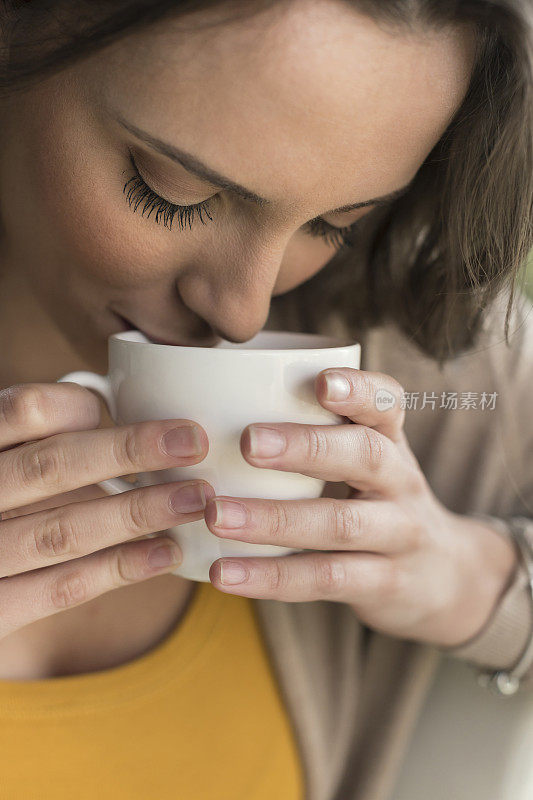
xmin=437 ymin=513 xmax=533 ymax=686
xmin=362 ymin=288 xmax=533 ymax=689
xmin=432 ymin=289 xmax=533 ymax=684
xmin=327 ymin=286 xmax=533 ymax=688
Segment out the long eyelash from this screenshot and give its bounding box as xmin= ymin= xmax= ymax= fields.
xmin=122 ymin=152 xmax=356 ymax=248
xmin=122 ymin=155 xmax=213 ymax=231
xmin=303 ymin=217 xmax=358 ymax=250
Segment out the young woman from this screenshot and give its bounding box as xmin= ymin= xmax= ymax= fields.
xmin=0 ymin=1 xmax=531 ymax=798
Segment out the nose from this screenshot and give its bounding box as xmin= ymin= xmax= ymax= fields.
xmin=181 ymin=282 xmax=273 ymax=343
xmin=210 ymin=326 xmax=253 ymax=344
xmin=177 ymin=243 xmax=286 ymax=343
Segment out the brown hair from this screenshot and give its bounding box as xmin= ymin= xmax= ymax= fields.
xmin=2 ymin=0 xmax=532 ymax=364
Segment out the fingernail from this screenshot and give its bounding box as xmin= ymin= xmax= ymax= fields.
xmin=220 ymin=560 xmax=247 ymax=585
xmin=148 ymin=543 xmax=182 ymax=569
xmin=161 ymin=425 xmax=202 ymax=457
xmin=324 ymin=372 xmax=351 ymax=401
xmin=248 ymin=426 xmax=286 ymax=457
xmin=169 ymin=483 xmax=207 ymax=513
xmin=212 ymin=499 xmax=248 ymax=528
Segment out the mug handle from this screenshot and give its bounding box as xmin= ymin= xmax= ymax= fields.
xmin=56 ymin=371 xmax=143 ymax=496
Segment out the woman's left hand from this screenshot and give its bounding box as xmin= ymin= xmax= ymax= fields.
xmin=205 ymin=368 xmax=518 ymax=649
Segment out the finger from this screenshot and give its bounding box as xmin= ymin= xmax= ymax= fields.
xmin=241 ymin=422 xmax=418 ymax=496
xmin=315 ymin=369 xmax=406 ymax=442
xmin=0 ymin=383 xmax=102 ymax=451
xmin=0 ymin=535 xmax=184 ymax=639
xmin=0 ymin=415 xmax=208 ymax=513
xmin=205 ymin=496 xmax=417 ymax=554
xmin=0 ymin=480 xmax=215 ymax=578
xmin=209 ymin=550 xmax=397 ymax=605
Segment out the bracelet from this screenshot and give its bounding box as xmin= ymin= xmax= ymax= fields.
xmin=475 ymin=516 xmax=533 ymax=696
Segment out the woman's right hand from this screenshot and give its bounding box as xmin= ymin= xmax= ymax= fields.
xmin=0 ymin=381 xmax=214 ymax=640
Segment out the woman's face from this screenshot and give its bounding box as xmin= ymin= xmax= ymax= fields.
xmin=0 ymin=0 xmax=476 ymax=369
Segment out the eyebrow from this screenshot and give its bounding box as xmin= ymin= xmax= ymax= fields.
xmin=116 ymin=114 xmax=414 ymax=214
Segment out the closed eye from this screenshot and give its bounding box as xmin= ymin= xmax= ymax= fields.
xmin=122 ymin=152 xmax=361 ymax=250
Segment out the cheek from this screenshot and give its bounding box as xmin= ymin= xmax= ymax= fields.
xmin=273 ymin=233 xmax=336 ymax=294
xmin=0 ymin=88 xmax=180 ymax=293
xmin=27 ymin=139 xmax=175 ymax=291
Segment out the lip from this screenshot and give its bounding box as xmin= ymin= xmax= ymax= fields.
xmin=113 ymin=313 xmax=183 ymax=345
xmin=114 ymin=312 xmax=220 ymax=347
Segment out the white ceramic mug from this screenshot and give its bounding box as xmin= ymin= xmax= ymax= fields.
xmin=57 ymin=329 xmax=360 ymax=582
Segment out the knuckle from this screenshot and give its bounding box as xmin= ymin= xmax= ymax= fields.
xmin=357 ymin=371 xmax=376 ymax=406
xmin=270 ymin=502 xmax=289 ymax=539
xmin=265 ymin=560 xmax=290 ymax=592
xmin=113 ymin=426 xmax=144 ymax=472
xmin=19 ymin=441 xmax=67 ymax=489
xmin=359 ymin=427 xmax=385 ymax=472
xmin=47 ymin=570 xmax=89 ymax=610
xmin=305 ymin=427 xmax=329 ymax=464
xmin=314 ymin=557 xmax=345 ymax=594
xmin=330 ymin=501 xmax=361 ymax=546
xmin=0 ymin=384 xmax=49 ymax=430
xmin=122 ymin=490 xmax=153 ymax=534
xmin=32 ymin=511 xmax=78 ymax=560
xmin=111 ymin=546 xmax=142 ymax=585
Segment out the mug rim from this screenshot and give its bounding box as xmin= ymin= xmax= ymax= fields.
xmin=109 ymin=329 xmax=360 ymax=354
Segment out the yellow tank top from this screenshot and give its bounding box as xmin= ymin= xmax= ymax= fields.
xmin=0 ymin=581 xmax=304 ymax=799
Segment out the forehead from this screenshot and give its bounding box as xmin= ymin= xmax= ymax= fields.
xmin=92 ymin=0 xmax=476 ymax=211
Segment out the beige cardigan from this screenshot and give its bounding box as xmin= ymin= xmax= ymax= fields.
xmin=252 ymin=287 xmax=533 ymax=800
